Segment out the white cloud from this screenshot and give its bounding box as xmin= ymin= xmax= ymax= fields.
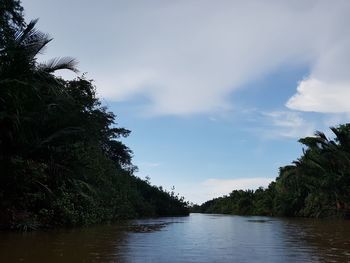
xmin=23 ymin=0 xmax=350 ymax=115
xmin=262 ymin=111 xmax=315 ymax=138
xmin=287 ymin=79 xmax=350 ymax=113
xmin=200 ymin=177 xmax=274 ymax=202
xmin=287 ymin=39 xmax=350 ymax=113
xmin=264 ymin=111 xmax=305 ymax=128
xmin=323 ymin=113 xmax=350 ymax=127
xmin=138 ymin=161 xmax=161 ymax=168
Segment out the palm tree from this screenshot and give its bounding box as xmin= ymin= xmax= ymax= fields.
xmin=0 ymin=19 xmax=79 ymax=217
xmin=0 ymin=19 xmax=77 ymax=80
xmin=286 ymin=125 xmax=350 ymax=217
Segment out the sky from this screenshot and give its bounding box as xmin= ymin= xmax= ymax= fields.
xmin=22 ymin=0 xmax=350 ymax=204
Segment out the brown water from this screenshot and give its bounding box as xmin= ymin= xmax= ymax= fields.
xmin=1 ymin=213 xmax=350 ymax=262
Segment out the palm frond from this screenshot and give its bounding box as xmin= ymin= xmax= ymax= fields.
xmin=38 ymin=57 xmax=79 ymax=73
xmin=314 ymin=131 xmax=328 ymax=141
xmin=15 ymin=19 xmax=52 ymax=58
xmin=14 ymin=19 xmax=38 ymax=42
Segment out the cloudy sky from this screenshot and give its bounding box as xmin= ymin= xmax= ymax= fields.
xmin=23 ymin=0 xmax=350 ymax=203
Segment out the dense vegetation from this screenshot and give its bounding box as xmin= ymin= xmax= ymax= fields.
xmin=0 ymin=1 xmax=188 ymax=231
xmin=193 ymin=124 xmax=350 ymax=218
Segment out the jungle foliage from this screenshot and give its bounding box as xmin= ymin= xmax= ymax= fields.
xmin=0 ymin=1 xmax=188 ymax=231
xmin=193 ymin=124 xmax=350 ymax=218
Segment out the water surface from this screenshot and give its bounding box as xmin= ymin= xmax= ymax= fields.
xmin=1 ymin=213 xmax=350 ymax=262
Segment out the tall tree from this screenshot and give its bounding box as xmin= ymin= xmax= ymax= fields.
xmin=0 ymin=0 xmax=25 ymax=47
xmin=0 ymin=4 xmax=188 ymax=230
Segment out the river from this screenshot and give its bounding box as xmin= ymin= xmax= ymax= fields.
xmin=0 ymin=213 xmax=350 ymax=262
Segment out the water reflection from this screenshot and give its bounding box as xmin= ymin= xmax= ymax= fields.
xmin=0 ymin=224 xmax=129 ymax=263
xmin=280 ymin=218 xmax=350 ymax=262
xmin=0 ymin=214 xmax=350 ymax=262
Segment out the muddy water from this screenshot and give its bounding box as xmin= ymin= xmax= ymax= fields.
xmin=1 ymin=213 xmax=350 ymax=262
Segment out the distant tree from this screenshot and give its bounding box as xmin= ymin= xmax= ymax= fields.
xmin=197 ymin=124 xmax=350 ymax=219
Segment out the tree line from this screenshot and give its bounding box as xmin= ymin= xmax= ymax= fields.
xmin=192 ymin=124 xmax=350 ymax=218
xmin=0 ymin=0 xmax=188 ymax=231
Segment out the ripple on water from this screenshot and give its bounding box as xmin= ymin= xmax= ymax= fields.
xmin=1 ymin=214 xmax=350 ymax=262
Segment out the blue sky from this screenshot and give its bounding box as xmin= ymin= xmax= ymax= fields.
xmin=23 ymin=1 xmax=350 ymax=203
